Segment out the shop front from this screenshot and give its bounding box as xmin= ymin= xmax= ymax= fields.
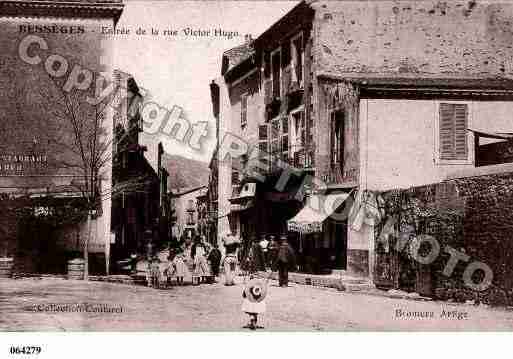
xmin=287 ymin=192 xmax=351 ymax=274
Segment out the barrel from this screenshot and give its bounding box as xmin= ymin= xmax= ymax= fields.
xmin=67 ymin=258 xmax=85 ymax=280
xmin=0 ymin=257 xmax=14 ymax=278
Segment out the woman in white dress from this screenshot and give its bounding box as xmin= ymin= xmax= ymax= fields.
xmin=192 ymin=239 xmax=210 ymax=285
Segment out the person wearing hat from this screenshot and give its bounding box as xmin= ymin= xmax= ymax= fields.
xmin=222 ymin=229 xmax=240 ymax=286
xmin=267 ymin=235 xmax=278 ymax=270
xmin=274 ymin=234 xmax=296 ymax=287
xmin=259 ymin=234 xmax=270 ymax=269
xmin=241 ymin=275 xmax=268 ymax=330
xmin=245 ymin=235 xmax=265 ymax=274
xmin=207 ymin=243 xmax=222 ymax=279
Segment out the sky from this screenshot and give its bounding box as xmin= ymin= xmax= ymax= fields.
xmin=113 ymin=0 xmax=299 ymax=166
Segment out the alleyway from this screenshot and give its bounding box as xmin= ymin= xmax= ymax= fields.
xmin=2 ymin=277 xmax=513 ymax=331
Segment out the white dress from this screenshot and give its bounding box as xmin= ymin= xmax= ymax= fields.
xmin=241 ymin=298 xmax=266 ymax=314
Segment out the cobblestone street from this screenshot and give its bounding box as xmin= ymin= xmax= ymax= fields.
xmin=2 ymin=277 xmax=513 ymax=331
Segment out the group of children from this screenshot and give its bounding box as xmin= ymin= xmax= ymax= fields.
xmin=147 ymin=250 xmax=187 ymax=289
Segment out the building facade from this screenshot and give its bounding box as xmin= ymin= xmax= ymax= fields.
xmin=110 ymin=71 xmax=169 ymax=270
xmin=0 ymin=0 xmax=124 ymax=274
xmin=213 ymin=0 xmax=513 ymax=282
xmin=171 ymin=186 xmax=207 ymax=242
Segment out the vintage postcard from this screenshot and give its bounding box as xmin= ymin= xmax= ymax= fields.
xmin=1 ymin=0 xmax=513 ymax=340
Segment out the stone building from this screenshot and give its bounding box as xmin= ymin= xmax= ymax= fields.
xmin=110 ymin=71 xmax=169 ymax=270
xmin=0 ymin=0 xmax=124 ymax=274
xmin=212 ymin=0 xmax=513 ymax=283
xmin=171 ymin=186 xmax=207 ymax=242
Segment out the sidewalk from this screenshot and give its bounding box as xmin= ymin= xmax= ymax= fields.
xmin=12 ymin=271 xmax=436 ymax=304
xmin=254 ymin=271 xmax=440 ymax=303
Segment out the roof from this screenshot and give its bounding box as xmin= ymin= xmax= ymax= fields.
xmin=254 ymin=1 xmax=312 ymax=50
xmin=341 ymin=76 xmax=513 ymax=91
xmin=320 ymin=75 xmax=513 ymax=99
xmin=0 ymin=0 xmax=124 ymax=23
xmin=221 ymin=42 xmax=254 ymax=76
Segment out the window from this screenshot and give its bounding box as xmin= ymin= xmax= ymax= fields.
xmin=281 ymin=116 xmax=289 ymax=163
xmin=291 ymin=33 xmax=304 ymax=88
xmin=231 ymin=157 xmax=240 ymax=185
xmin=331 ymin=110 xmax=344 ymax=169
xmin=291 ymin=109 xmax=306 ymax=167
xmin=258 ymin=124 xmax=269 ymax=166
xmin=439 ymin=103 xmax=468 ymax=161
xmin=241 ymin=93 xmax=248 ymax=129
xmin=187 ymin=212 xmax=194 ymax=225
xmin=270 ymin=119 xmax=281 ymax=156
xmin=271 ymin=48 xmax=281 ymax=99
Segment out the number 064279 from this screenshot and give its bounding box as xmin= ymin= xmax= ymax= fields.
xmin=9 ymin=346 xmax=42 ymax=355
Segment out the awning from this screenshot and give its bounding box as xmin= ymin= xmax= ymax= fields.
xmin=230 ymin=199 xmax=254 ymax=213
xmin=287 ymin=193 xmax=350 ymax=234
xmin=468 ymin=129 xmax=513 ymax=140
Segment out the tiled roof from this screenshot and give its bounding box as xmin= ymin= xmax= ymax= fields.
xmin=221 ymin=42 xmax=254 ymax=76
xmin=0 ymin=0 xmax=124 ymax=22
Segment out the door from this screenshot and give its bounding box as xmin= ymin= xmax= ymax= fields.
xmin=333 ymin=220 xmax=347 ymax=269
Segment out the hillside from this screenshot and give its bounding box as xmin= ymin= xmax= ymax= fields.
xmin=162 ymin=154 xmax=210 ymax=192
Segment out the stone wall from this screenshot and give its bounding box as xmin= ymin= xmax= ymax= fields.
xmin=376 ymin=171 xmax=513 ymax=305
xmin=313 ymin=0 xmax=513 ymax=78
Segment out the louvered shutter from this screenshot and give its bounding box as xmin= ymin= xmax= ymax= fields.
xmin=454 ymin=104 xmax=468 ymax=159
xmin=258 ymin=124 xmax=269 ymax=165
xmin=281 ymin=116 xmax=289 ymax=163
xmin=439 ymin=103 xmax=468 ymax=160
xmin=241 ymin=94 xmax=248 ymax=128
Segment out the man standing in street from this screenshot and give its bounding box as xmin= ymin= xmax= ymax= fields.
xmin=268 ymin=235 xmax=278 ymax=270
xmin=274 ymin=234 xmax=296 ymax=287
xmin=259 ymin=234 xmax=269 ymax=269
xmin=207 ymin=243 xmax=222 ymax=279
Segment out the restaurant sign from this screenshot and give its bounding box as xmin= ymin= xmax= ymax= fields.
xmin=0 ymin=153 xmax=49 ymax=175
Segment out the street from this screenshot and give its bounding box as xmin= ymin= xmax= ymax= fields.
xmin=2 ymin=277 xmax=513 ymax=331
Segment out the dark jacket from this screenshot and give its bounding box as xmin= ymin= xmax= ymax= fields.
xmin=207 ymin=248 xmax=222 ymax=265
xmin=274 ymin=242 xmax=296 ymax=270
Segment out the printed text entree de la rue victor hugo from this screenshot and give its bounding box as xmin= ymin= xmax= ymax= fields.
xmin=16 ymin=24 xmax=241 ymax=40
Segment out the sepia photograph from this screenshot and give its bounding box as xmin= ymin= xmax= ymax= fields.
xmin=1 ymin=0 xmax=513 ymax=348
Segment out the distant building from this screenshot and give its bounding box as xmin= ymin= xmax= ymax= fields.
xmin=171 ymin=186 xmax=207 ymax=241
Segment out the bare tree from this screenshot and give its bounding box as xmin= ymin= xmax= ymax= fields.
xmin=37 ymin=73 xmax=114 ymax=280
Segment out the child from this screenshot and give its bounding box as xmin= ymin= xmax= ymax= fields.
xmin=149 ymin=256 xmax=162 ymax=289
xmin=242 ymin=276 xmax=268 ymax=330
xmin=164 ymin=251 xmax=176 ymax=288
xmin=172 ymin=252 xmax=187 ymax=286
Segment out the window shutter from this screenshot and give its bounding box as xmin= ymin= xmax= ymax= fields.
xmin=231 ymin=170 xmax=240 ymax=185
xmin=241 ymin=94 xmax=248 ymax=128
xmin=439 ymin=103 xmax=468 ymax=160
xmin=281 ymin=116 xmax=289 ymax=163
xmin=330 ymin=112 xmax=336 ymax=165
xmin=454 ymin=104 xmax=468 ymax=159
xmin=258 ymin=124 xmax=269 ymax=164
xmin=271 ymin=119 xmax=280 ymax=155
